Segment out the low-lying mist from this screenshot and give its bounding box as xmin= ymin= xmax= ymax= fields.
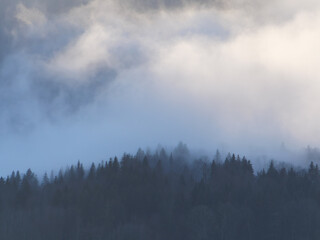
xmin=3 ymin=142 xmax=319 ymax=179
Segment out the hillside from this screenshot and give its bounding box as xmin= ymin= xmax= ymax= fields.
xmin=0 ymin=149 xmax=319 ymax=240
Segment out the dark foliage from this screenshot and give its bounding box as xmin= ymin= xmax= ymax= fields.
xmin=0 ymin=149 xmax=319 ymax=240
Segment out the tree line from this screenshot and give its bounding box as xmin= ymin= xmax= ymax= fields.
xmin=0 ymin=147 xmax=320 ymax=240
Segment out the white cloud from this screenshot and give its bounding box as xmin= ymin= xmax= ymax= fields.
xmin=15 ymin=0 xmax=320 ymax=148
xmin=16 ymin=3 xmax=47 ymax=27
xmin=146 ymin=9 xmax=320 ymax=149
xmin=46 ymin=24 xmax=112 ymax=82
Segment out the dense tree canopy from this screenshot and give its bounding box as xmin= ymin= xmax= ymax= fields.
xmin=0 ymin=148 xmax=319 ymax=240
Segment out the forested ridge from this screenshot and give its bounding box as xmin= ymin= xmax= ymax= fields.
xmin=1 ymin=147 xmax=320 ymax=240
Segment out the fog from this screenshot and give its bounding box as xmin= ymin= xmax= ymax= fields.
xmin=0 ymin=0 xmax=320 ymax=175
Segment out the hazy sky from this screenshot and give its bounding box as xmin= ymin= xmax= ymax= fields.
xmin=0 ymin=0 xmax=319 ymax=175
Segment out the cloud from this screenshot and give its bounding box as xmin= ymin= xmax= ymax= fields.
xmin=0 ymin=0 xmax=320 ymax=175
xmin=16 ymin=3 xmax=47 ymax=27
xmin=46 ymin=24 xmax=112 ymax=82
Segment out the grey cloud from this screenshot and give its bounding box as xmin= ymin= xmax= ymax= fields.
xmin=32 ymin=67 xmax=117 ymax=118
xmin=0 ymin=0 xmax=16 ymax=63
xmin=0 ymin=0 xmax=114 ymax=130
xmin=118 ymin=0 xmax=249 ymax=12
xmin=11 ymin=0 xmax=90 ymax=15
xmin=0 ymin=30 xmax=11 ymax=63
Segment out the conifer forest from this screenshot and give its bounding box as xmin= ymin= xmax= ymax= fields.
xmin=1 ymin=148 xmax=320 ymax=240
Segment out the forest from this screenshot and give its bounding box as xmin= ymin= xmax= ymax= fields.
xmin=0 ymin=146 xmax=320 ymax=240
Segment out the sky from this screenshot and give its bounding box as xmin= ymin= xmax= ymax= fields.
xmin=0 ymin=0 xmax=320 ymax=175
